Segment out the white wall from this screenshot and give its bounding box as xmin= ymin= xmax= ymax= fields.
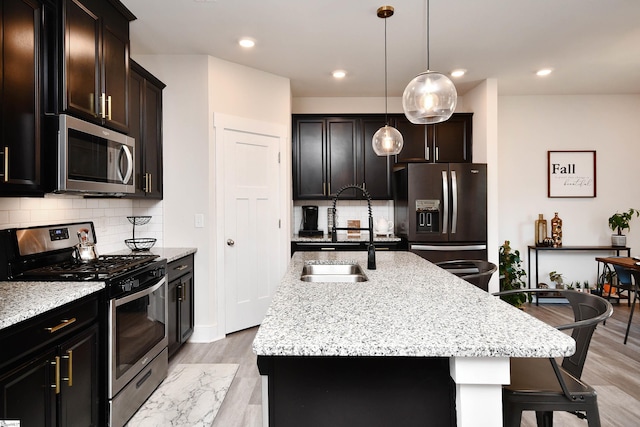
xmin=498 ymin=95 xmax=640 ymax=288
xmin=134 ymin=54 xmax=291 ymax=341
xmin=463 ymin=79 xmax=500 ymax=292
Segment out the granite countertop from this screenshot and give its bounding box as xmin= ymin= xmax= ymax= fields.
xmin=292 ymin=234 xmax=401 ymax=242
xmin=0 ymin=247 xmax=197 ymax=332
xmin=0 ymin=281 xmax=105 ymax=331
xmin=252 ymin=251 xmax=575 ymax=358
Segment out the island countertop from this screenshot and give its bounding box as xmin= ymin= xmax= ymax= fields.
xmin=252 ymin=251 xmax=575 ymax=358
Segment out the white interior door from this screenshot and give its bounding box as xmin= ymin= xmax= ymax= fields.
xmin=223 ymin=128 xmax=280 ymax=333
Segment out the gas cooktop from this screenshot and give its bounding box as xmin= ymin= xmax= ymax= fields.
xmin=14 ymin=254 xmax=160 ymax=281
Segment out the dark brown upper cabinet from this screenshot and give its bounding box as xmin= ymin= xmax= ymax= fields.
xmin=293 ymin=113 xmax=473 ymax=201
xmin=293 ymin=116 xmax=360 ymax=200
xmin=62 ymin=0 xmax=135 ymax=133
xmin=359 ymin=116 xmax=394 ymax=199
xmin=128 ymin=60 xmax=165 ymax=199
xmin=393 ymin=113 xmax=473 ymax=164
xmin=0 ymin=0 xmax=53 ymax=196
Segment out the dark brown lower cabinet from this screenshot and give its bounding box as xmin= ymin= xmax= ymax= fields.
xmin=0 ymin=295 xmax=100 ymax=426
xmin=291 ymin=240 xmax=403 ymax=255
xmin=168 ymin=254 xmax=195 ymax=358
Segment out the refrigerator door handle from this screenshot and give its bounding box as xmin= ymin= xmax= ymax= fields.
xmin=451 ymin=170 xmax=458 ymax=234
xmin=442 ymin=170 xmax=449 ymax=234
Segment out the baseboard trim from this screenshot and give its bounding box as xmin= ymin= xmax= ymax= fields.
xmin=189 ymin=325 xmax=225 ymax=343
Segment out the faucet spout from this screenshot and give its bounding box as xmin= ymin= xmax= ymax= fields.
xmin=331 ymin=185 xmax=376 ymax=270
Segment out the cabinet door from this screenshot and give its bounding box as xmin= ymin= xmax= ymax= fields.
xmin=432 ymin=113 xmax=472 ymax=163
xmin=129 ymin=61 xmax=164 ymax=199
xmin=178 ymin=272 xmax=194 ymax=344
xmin=59 ymin=324 xmax=99 ymax=427
xmin=129 ymin=66 xmax=144 ymax=196
xmin=0 ymin=0 xmax=42 ymax=193
xmin=293 ymin=118 xmax=326 ymax=199
xmin=360 ymin=117 xmax=393 ymax=199
xmin=167 ymin=278 xmax=179 ymax=358
xmin=64 ymin=0 xmax=100 ymax=121
xmin=393 ymin=115 xmax=428 ymax=163
xmin=0 ymin=349 xmax=57 ymax=426
xmin=100 ymin=0 xmax=129 ymax=132
xmin=327 ymin=118 xmax=358 ymax=198
xmin=142 ymin=80 xmax=163 ymax=198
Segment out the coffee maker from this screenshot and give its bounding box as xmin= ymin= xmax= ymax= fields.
xmin=299 ymin=205 xmax=323 ymax=237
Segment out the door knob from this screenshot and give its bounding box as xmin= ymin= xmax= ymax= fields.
xmin=227 ymin=239 xmax=235 ymax=246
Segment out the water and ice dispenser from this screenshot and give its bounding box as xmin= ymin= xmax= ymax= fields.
xmin=416 ymin=199 xmax=440 ymax=233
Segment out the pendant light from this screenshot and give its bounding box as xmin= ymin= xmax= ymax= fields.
xmin=402 ymin=0 xmax=457 ymax=124
xmin=372 ymin=5 xmax=404 ymax=156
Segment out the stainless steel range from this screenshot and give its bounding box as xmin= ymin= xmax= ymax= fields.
xmin=0 ymin=222 xmax=168 ymax=427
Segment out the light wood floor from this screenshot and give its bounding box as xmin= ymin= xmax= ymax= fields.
xmin=170 ymin=301 xmax=640 ymax=427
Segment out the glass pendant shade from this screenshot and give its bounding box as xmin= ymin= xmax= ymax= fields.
xmin=372 ymin=125 xmax=404 ymax=156
xmin=402 ymin=70 xmax=457 ymax=124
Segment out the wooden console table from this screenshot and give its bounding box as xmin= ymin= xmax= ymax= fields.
xmin=527 ymin=245 xmax=631 ymax=304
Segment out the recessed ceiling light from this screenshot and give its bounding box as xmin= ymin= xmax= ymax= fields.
xmin=536 ymin=68 xmax=552 ymax=76
xmin=451 ymin=69 xmax=466 ymax=78
xmin=239 ymin=38 xmax=255 ymax=48
xmin=332 ymin=70 xmax=346 ymax=79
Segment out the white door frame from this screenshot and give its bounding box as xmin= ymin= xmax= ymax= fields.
xmin=212 ymin=113 xmax=290 ymax=338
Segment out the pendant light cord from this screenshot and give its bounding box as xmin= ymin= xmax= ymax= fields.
xmin=426 ymin=0 xmax=430 ymax=71
xmin=384 ymin=15 xmax=389 ymax=125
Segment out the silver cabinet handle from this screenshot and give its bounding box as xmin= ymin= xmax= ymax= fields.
xmin=227 ymin=239 xmax=235 ymax=246
xmin=100 ymin=93 xmax=106 ymax=119
xmin=1 ymin=146 xmax=7 ymax=182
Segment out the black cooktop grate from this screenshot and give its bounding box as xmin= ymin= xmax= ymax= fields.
xmin=17 ymin=254 xmax=159 ymax=281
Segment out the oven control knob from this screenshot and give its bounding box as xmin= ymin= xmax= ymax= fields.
xmin=122 ymin=281 xmax=132 ymax=292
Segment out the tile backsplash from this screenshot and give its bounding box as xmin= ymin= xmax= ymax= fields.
xmin=293 ymin=200 xmax=394 ymax=236
xmin=0 ymin=195 xmax=163 ymax=254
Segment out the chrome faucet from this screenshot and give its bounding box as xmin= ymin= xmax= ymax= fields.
xmin=331 ymin=184 xmax=376 ymax=270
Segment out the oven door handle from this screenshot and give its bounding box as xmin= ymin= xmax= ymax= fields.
xmin=115 ymin=276 xmax=167 ymax=307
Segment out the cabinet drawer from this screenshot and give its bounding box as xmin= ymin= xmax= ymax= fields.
xmin=168 ymin=254 xmax=194 ymax=282
xmin=0 ymin=294 xmax=99 ymax=370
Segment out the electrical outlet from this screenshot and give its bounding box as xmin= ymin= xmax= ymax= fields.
xmin=194 ymin=214 xmax=204 ymax=228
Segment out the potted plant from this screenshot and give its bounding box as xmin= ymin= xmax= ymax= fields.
xmin=608 ymin=208 xmax=639 ymax=247
xmin=499 ymin=241 xmax=528 ymax=308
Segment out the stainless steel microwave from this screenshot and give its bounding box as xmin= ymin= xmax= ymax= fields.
xmin=56 ymin=114 xmax=135 ymax=195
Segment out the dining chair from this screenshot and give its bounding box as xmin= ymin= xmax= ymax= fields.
xmin=436 ymin=259 xmax=497 ymax=292
xmin=492 ymin=288 xmax=613 ymax=427
xmin=607 ymin=263 xmax=634 ymax=307
xmin=619 ymin=268 xmax=640 ymax=344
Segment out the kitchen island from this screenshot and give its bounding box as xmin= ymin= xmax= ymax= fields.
xmin=252 ymin=251 xmax=575 ymax=427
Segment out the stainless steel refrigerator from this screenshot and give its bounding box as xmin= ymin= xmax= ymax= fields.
xmin=394 ymin=163 xmax=487 ymax=263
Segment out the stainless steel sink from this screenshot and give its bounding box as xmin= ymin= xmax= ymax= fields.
xmin=300 ymin=263 xmax=368 ymax=283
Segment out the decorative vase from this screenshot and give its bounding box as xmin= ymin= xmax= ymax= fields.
xmin=551 ymin=212 xmax=562 ymax=247
xmin=535 ymin=214 xmax=548 ymax=247
xmin=611 ymin=234 xmax=626 ymax=247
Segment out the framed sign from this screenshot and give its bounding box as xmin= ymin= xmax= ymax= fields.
xmin=548 ymin=150 xmax=596 ymax=198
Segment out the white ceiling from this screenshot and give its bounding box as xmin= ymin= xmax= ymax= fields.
xmin=121 ymin=0 xmax=640 ymax=97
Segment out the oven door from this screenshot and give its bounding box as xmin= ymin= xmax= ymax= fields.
xmin=108 ymin=276 xmax=168 ymax=398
